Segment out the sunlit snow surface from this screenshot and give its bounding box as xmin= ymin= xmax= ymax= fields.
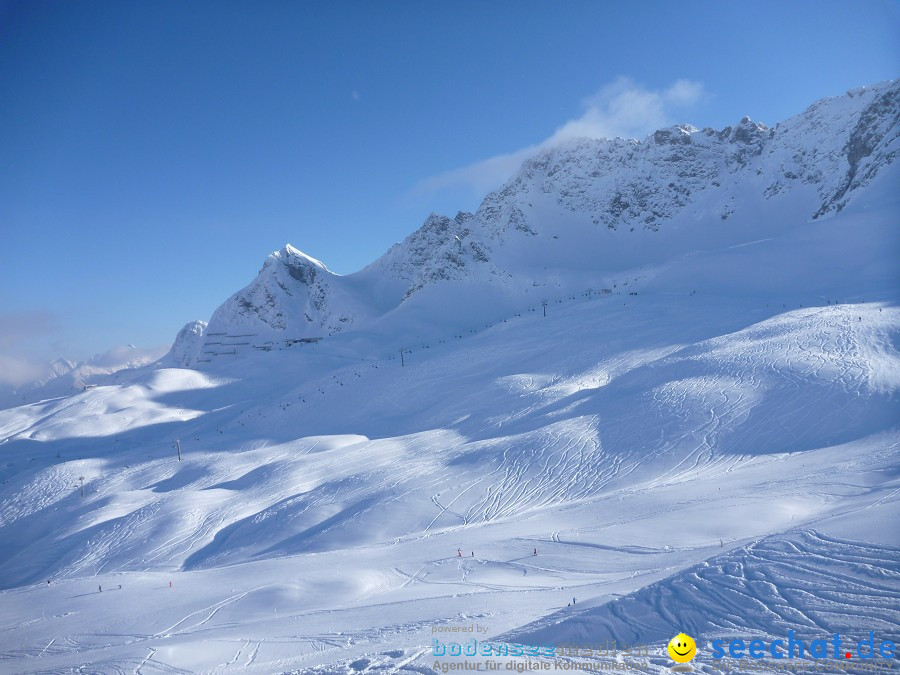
xmin=1 ymin=154 xmax=899 ymax=672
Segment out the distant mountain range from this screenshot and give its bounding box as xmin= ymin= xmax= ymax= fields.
xmin=4 ymin=81 xmax=896 ymax=398
xmin=160 ymin=80 xmax=897 ymax=369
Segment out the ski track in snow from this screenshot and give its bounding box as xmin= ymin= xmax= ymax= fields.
xmin=0 ymin=145 xmax=899 ymax=670
xmin=0 ymin=297 xmax=896 ymax=672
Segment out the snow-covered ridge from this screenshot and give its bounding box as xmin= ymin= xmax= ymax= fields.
xmin=477 ymin=80 xmax=897 ymax=235
xmin=167 ymin=81 xmax=898 ymax=366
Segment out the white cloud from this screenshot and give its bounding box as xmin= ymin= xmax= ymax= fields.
xmin=415 ymin=147 xmax=538 ymax=197
xmin=87 ymin=344 xmax=169 ymax=369
xmin=0 ymin=310 xmax=166 ymax=389
xmin=0 ymin=310 xmax=61 ymax=387
xmin=414 ymin=76 xmax=706 ymax=199
xmin=0 ymin=354 xmax=48 ymax=388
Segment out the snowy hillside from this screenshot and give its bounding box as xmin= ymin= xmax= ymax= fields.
xmin=0 ymin=82 xmax=898 ymax=673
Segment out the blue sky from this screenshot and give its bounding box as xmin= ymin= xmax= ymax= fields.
xmin=0 ymin=0 xmax=898 ymax=378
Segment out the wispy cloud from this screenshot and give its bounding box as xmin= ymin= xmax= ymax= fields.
xmin=0 ymin=354 xmax=50 ymax=388
xmin=0 ymin=310 xmax=60 ymax=387
xmin=87 ymin=344 xmax=169 ymax=369
xmin=414 ymin=77 xmax=706 ymax=199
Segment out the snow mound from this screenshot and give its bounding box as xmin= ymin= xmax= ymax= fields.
xmin=506 ymin=530 xmax=900 ymax=656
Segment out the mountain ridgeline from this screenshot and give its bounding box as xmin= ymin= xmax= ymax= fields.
xmin=164 ymin=81 xmax=899 ymax=367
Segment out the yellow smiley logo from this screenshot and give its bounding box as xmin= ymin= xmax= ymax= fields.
xmin=667 ymin=633 xmax=697 ymax=663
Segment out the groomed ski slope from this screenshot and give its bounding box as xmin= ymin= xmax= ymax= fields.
xmin=0 ymin=197 xmax=898 ymax=672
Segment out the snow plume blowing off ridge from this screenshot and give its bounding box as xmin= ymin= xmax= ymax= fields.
xmin=414 ymin=76 xmax=707 ymax=197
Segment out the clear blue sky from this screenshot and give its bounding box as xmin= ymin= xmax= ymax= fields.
xmin=1 ymin=0 xmax=897 ymax=368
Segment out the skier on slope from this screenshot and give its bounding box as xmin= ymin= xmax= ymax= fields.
xmin=457 ymin=548 xmax=462 ymax=557
xmin=533 ymin=547 xmax=537 ymax=556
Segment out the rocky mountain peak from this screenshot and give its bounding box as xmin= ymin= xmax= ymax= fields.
xmin=164 ymin=80 xmax=898 ymax=368
xmin=267 ymin=244 xmax=330 ymax=285
xmin=653 ymin=124 xmax=697 ymax=145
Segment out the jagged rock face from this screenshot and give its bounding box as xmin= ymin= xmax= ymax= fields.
xmin=374 ymin=212 xmax=500 ymax=297
xmin=167 ymin=81 xmax=897 ymax=367
xmin=757 ymin=83 xmax=900 ymax=216
xmin=474 ymin=81 xmax=897 ymax=238
xmin=205 ymin=245 xmax=363 ymax=340
xmin=814 ymin=85 xmax=900 ymax=217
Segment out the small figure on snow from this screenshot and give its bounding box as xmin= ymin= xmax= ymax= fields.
xmin=457 ymin=548 xmax=462 ymax=557
xmin=99 ymin=585 xmax=102 ymax=592
xmin=533 ymin=548 xmax=537 ymax=556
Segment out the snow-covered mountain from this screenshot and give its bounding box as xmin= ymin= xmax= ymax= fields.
xmin=0 ymin=82 xmax=898 ymax=674
xmin=167 ymin=81 xmax=898 ymax=367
